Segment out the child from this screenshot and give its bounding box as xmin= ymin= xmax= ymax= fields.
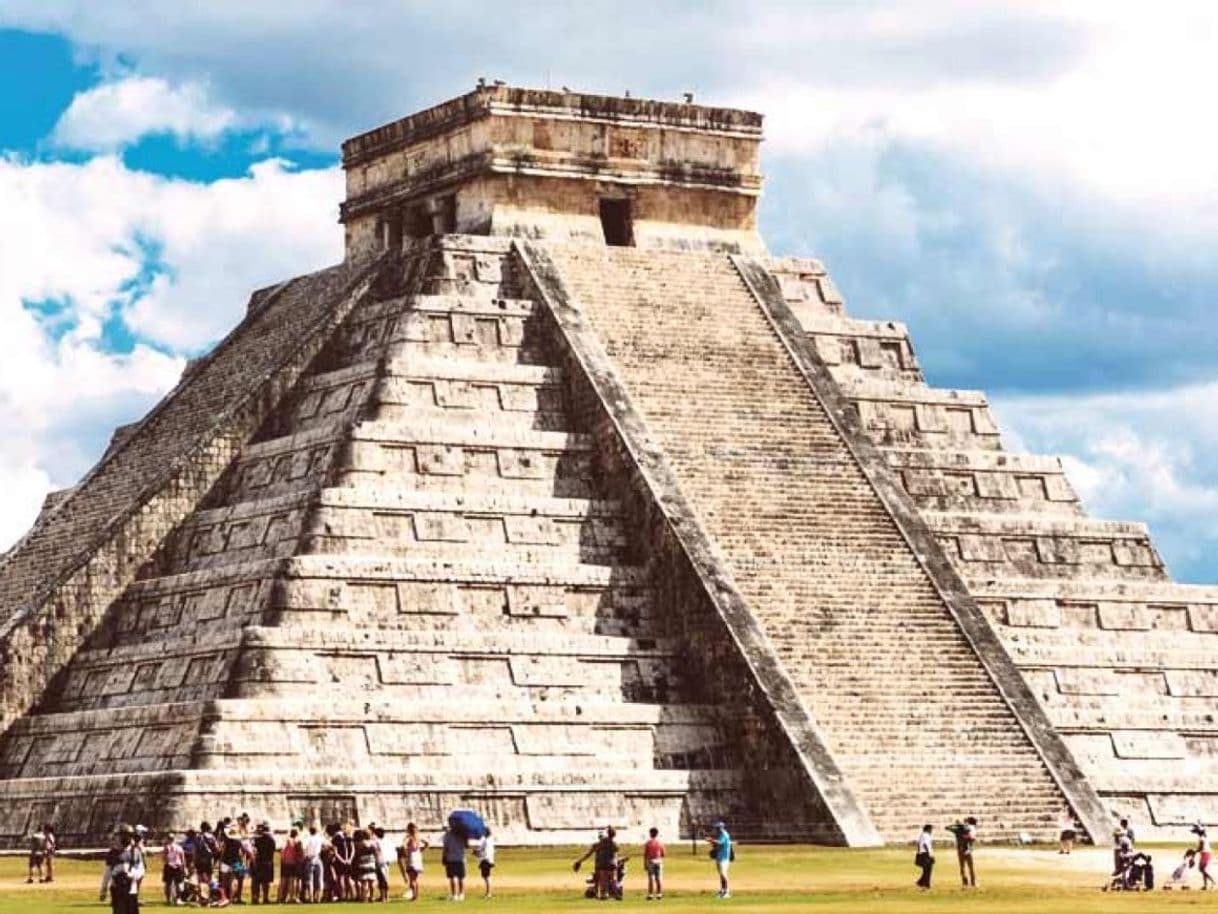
xmin=643 ymin=827 xmax=665 ymax=900
xmin=474 ymin=827 xmax=495 ymax=899
xmin=1164 ymin=848 xmax=1196 ymax=890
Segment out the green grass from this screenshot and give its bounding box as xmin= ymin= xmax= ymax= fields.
xmin=1 ymin=845 xmax=1210 ymax=913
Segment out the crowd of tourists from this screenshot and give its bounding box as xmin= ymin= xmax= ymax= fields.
xmin=81 ymin=814 xmax=732 ymax=909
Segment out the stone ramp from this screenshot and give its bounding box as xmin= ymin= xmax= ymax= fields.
xmin=532 ymin=243 xmax=1096 ymax=842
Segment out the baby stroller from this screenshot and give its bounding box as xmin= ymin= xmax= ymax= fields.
xmin=584 ymin=857 xmax=630 ymax=900
xmin=1105 ymin=852 xmax=1153 ymax=891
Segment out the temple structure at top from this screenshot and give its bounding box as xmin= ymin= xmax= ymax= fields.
xmin=0 ymin=83 xmax=1214 ymax=849
xmin=338 ymin=85 xmax=765 ymax=258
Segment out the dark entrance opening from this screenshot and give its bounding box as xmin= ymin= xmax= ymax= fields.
xmin=404 ymin=204 xmax=433 ymax=240
xmin=599 ymin=198 xmax=635 ymax=247
xmin=385 ymin=212 xmax=404 ymax=251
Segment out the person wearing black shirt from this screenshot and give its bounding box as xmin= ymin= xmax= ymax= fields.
xmin=251 ymin=823 xmax=277 ymax=905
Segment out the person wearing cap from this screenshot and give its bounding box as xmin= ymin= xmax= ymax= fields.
xmin=706 ymin=821 xmax=732 ymax=899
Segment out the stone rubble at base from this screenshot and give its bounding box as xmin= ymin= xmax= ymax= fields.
xmin=0 ymin=84 xmax=1213 ymax=847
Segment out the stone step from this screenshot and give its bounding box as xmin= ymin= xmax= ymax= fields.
xmin=300 ymin=486 xmax=626 ymax=565
xmin=971 ymin=577 xmax=1218 ymax=604
xmin=837 ymin=377 xmax=1002 ymax=453
xmin=369 ymin=359 xmax=569 ymax=431
xmin=931 ymin=511 xmax=1165 ymax=582
xmin=336 ymin=421 xmax=594 ymax=498
xmin=882 ymin=446 xmax=1081 ymax=516
xmin=1003 ymin=630 xmax=1218 ymax=671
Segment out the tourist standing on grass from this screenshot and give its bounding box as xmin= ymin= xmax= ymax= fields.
xmin=401 ymin=822 xmax=429 ymax=901
xmin=279 ymin=827 xmax=303 ymax=903
xmin=251 ymin=822 xmax=276 ymax=904
xmin=1194 ymin=823 xmax=1214 ymax=890
xmin=302 ymin=824 xmax=326 ymax=903
xmin=372 ymin=826 xmax=391 ymax=902
xmin=442 ymin=824 xmax=468 ymax=901
xmin=27 ymin=823 xmax=47 ymax=883
xmin=1058 ymin=810 xmax=1077 ymax=854
xmin=162 ymin=833 xmax=186 ymax=903
xmin=573 ymin=827 xmax=620 ymax=900
xmin=915 ymin=824 xmax=935 ymax=890
xmin=45 ymin=824 xmax=57 ymax=883
xmin=947 ymin=817 xmax=977 ymax=888
xmin=100 ymin=829 xmax=126 ymax=901
xmin=707 ymin=821 xmax=733 ymax=899
xmin=644 ymin=827 xmax=665 ymax=900
xmin=474 ymin=826 xmax=496 ymax=898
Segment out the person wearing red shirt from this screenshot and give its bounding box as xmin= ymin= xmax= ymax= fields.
xmin=643 ymin=827 xmax=665 ymax=900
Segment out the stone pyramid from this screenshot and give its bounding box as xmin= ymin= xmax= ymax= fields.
xmin=0 ymin=85 xmax=1213 ymax=846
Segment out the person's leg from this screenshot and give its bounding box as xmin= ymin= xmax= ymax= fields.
xmin=966 ymin=855 xmax=976 ymax=887
xmin=957 ymin=851 xmax=967 ymax=887
xmin=656 ymin=864 xmax=663 ymax=898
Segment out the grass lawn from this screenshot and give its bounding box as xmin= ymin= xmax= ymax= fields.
xmin=0 ymin=844 xmax=1209 ymax=913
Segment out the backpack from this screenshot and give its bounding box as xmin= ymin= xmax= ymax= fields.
xmin=195 ymin=833 xmax=216 ymax=868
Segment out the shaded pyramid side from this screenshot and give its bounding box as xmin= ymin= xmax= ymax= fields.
xmin=0 ymin=237 xmax=843 ymax=846
xmin=0 ymin=259 xmax=372 ymax=745
xmin=526 ymin=242 xmax=1105 ymax=843
xmin=764 ymin=256 xmax=1218 ymax=838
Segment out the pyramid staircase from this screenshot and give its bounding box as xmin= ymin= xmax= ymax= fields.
xmin=523 ymin=244 xmax=1106 ymax=843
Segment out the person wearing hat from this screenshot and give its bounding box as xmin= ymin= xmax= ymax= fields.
xmin=705 ymin=822 xmax=733 ymax=899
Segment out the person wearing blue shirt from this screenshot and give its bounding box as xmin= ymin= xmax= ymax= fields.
xmin=706 ymin=821 xmax=732 ymax=899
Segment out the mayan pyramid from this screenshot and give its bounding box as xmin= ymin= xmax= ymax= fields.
xmin=0 ymin=85 xmax=1214 ymax=847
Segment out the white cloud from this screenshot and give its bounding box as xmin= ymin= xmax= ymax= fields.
xmin=0 ymin=153 xmax=343 ymax=549
xmin=51 ymin=76 xmax=239 ymax=151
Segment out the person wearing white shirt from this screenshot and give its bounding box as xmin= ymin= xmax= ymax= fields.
xmin=915 ymin=825 xmax=935 ymax=890
xmin=474 ymin=829 xmax=496 ymax=899
xmin=301 ymin=825 xmax=327 ymax=904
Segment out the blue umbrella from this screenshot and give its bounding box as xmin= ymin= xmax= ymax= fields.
xmin=448 ymin=809 xmax=488 ymax=840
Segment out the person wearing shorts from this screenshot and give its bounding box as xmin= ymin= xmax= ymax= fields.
xmin=707 ymin=821 xmax=732 ymax=899
xmin=442 ymin=827 xmax=467 ymax=902
xmin=401 ymin=822 xmax=428 ymax=902
xmin=162 ymin=834 xmax=186 ymax=904
xmin=474 ymin=828 xmax=495 ymax=899
xmin=643 ymin=827 xmax=665 ymax=900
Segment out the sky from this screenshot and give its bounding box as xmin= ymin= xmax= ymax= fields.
xmin=0 ymin=1 xmax=1216 ymax=581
